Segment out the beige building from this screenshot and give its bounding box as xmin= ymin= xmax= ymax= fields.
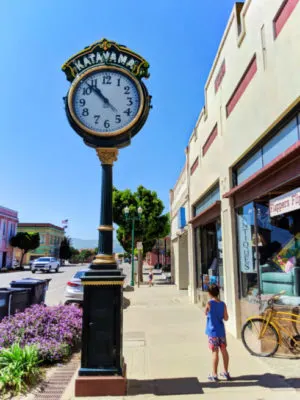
xmin=170 ymin=160 xmax=190 ymax=291
xmin=171 ymin=0 xmax=300 ymax=337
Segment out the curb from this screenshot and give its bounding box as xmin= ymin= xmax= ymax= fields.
xmin=61 ymin=366 xmax=80 ymax=400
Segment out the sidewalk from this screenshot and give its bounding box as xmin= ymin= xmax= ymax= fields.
xmin=69 ymin=282 xmax=300 ymax=400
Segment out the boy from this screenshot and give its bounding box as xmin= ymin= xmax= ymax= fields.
xmin=205 ymin=284 xmax=230 ymax=382
xmin=148 ymin=267 xmax=153 ymax=287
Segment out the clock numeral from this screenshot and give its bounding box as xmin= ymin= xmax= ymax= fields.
xmin=115 ymin=114 xmax=121 ymax=124
xmin=123 ymin=108 xmax=132 ymax=116
xmin=124 ymin=86 xmax=130 ymax=95
xmin=117 ymin=78 xmax=121 ymax=87
xmin=82 ymin=108 xmax=89 ymax=116
xmin=94 ymin=115 xmax=100 ymax=124
xmin=90 ymin=79 xmax=97 ymax=87
xmin=83 ymin=87 xmax=92 ymax=96
xmin=79 ymin=99 xmax=86 ymax=107
xmin=127 ymin=97 xmax=133 ymax=106
xmin=104 ymin=119 xmax=110 ymax=128
xmin=102 ymin=75 xmax=111 ymax=85
xmin=83 ymin=79 xmax=97 ymax=95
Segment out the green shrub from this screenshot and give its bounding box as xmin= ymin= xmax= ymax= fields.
xmin=0 ymin=343 xmax=42 ymax=395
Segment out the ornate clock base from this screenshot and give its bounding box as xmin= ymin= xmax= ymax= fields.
xmin=75 ymin=364 xmax=127 ymax=397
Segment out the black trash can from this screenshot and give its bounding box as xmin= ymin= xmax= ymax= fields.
xmin=10 ymin=278 xmax=51 ymax=305
xmin=0 ymin=288 xmax=31 ymax=321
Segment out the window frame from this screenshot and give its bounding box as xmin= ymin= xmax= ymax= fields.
xmin=232 ymin=106 xmax=300 ymax=187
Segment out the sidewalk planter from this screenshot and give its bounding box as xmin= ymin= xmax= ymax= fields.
xmin=0 ymin=288 xmax=31 ymax=321
xmin=10 ymin=278 xmax=51 ymax=305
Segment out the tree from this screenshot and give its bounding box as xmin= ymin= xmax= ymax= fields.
xmin=10 ymin=232 xmax=40 ymax=269
xmin=113 ymin=185 xmax=170 ymax=254
xmin=69 ymin=247 xmax=80 ymax=264
xmin=79 ymin=249 xmax=94 ymax=263
xmin=59 ymin=236 xmax=72 ymax=261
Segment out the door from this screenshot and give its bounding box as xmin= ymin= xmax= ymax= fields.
xmin=200 ymin=222 xmax=217 ymax=290
xmin=86 ymin=287 xmax=116 ymax=368
xmin=2 ymin=252 xmax=7 ymax=268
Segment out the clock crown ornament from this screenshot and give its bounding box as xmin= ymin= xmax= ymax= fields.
xmin=62 ymin=38 xmax=150 ymax=83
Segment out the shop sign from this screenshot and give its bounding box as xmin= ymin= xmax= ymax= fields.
xmin=62 ymin=38 xmax=150 ymax=82
xmin=237 ymin=214 xmax=255 ymax=273
xmin=270 ymin=187 xmax=300 ymax=217
xmin=177 ymin=207 xmax=186 ymax=229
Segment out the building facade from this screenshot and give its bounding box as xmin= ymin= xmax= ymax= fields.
xmin=146 ymin=237 xmax=171 ymax=267
xmin=170 ymin=161 xmax=191 ymax=291
xmin=171 ymin=0 xmax=300 ymax=337
xmin=16 ymin=223 xmax=65 ymax=264
xmin=0 ymin=206 xmax=18 ymax=269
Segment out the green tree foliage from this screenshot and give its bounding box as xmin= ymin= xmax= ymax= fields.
xmin=113 ymin=185 xmax=170 ymax=254
xmin=10 ymin=232 xmax=40 ymax=269
xmin=59 ymin=236 xmax=72 ymax=261
xmin=79 ymin=249 xmax=94 ymax=262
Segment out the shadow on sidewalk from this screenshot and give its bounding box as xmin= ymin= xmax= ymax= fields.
xmin=128 ymin=373 xmax=300 ymax=395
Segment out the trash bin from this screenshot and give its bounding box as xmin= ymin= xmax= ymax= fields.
xmin=0 ymin=288 xmax=31 ymax=321
xmin=10 ymin=278 xmax=51 ymax=305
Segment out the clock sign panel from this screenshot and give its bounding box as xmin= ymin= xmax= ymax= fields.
xmin=68 ymin=66 xmax=144 ymax=137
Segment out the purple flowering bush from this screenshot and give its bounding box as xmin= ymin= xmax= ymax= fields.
xmin=0 ymin=304 xmax=82 ymax=364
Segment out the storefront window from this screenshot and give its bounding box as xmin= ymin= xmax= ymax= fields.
xmin=236 ymin=116 xmax=299 ymax=185
xmin=237 ymin=203 xmax=257 ymax=298
xmin=237 ymin=151 xmax=263 ymax=185
xmin=194 ymin=186 xmax=220 ymax=216
xmin=262 ymin=118 xmax=298 ymax=165
xmin=195 ymin=220 xmax=223 ymax=297
xmin=237 ymin=199 xmax=300 ymax=300
xmin=256 ymin=202 xmax=300 ymax=298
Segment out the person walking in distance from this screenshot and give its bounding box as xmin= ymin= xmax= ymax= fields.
xmin=205 ymin=284 xmax=230 ymax=382
xmin=148 ymin=267 xmax=153 ymax=287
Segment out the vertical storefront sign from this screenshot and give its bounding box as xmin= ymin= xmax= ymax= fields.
xmin=238 ymin=213 xmax=255 ymax=273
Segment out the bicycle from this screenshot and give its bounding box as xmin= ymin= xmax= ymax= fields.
xmin=241 ymin=291 xmax=300 ymax=357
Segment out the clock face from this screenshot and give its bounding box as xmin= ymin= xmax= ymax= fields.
xmin=69 ymin=67 xmax=143 ymax=135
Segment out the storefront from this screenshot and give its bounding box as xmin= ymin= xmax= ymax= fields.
xmin=224 ymin=108 xmax=300 ymax=324
xmin=190 ymin=185 xmax=224 ymax=306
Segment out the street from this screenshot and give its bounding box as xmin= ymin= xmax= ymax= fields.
xmin=0 ymin=262 xmax=133 ymax=306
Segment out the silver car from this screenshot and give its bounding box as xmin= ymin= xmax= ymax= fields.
xmin=64 ymin=269 xmax=86 ymax=305
xmin=31 ymin=257 xmax=60 ymax=273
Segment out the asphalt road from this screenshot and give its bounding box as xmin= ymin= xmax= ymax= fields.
xmin=0 ymin=262 xmax=132 ymax=306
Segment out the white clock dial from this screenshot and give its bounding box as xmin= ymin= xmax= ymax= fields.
xmin=71 ymin=68 xmax=142 ymax=134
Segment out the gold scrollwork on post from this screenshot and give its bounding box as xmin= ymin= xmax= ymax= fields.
xmin=96 ymin=148 xmax=119 ymax=165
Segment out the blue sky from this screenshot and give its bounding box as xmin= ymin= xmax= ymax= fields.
xmin=0 ymin=0 xmax=237 ymax=239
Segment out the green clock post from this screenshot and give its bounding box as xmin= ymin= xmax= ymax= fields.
xmin=62 ymin=39 xmax=151 ymax=397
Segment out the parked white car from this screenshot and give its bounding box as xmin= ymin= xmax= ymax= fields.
xmin=31 ymin=257 xmax=60 ymax=273
xmin=64 ymin=269 xmax=86 ymax=305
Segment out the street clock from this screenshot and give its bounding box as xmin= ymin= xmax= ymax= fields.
xmin=62 ymin=39 xmax=151 ymax=148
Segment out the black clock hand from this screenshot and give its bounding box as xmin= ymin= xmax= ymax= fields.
xmin=86 ymin=82 xmax=117 ymax=112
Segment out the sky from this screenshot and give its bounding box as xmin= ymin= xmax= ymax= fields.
xmin=0 ymin=0 xmax=237 ymax=240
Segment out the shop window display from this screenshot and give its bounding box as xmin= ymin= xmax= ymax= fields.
xmin=195 ymin=220 xmax=224 ymax=296
xmin=237 ymin=201 xmax=300 ymax=301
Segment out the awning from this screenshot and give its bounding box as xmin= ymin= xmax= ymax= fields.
xmin=189 ymin=201 xmax=221 ymax=228
xmin=223 ymin=141 xmax=300 ymax=208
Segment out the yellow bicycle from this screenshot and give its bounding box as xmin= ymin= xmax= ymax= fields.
xmin=241 ymin=291 xmax=300 ymax=357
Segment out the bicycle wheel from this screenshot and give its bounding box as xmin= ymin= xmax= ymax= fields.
xmin=242 ymin=318 xmax=279 ymax=357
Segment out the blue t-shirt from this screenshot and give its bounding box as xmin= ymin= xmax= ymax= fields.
xmin=205 ymin=300 xmax=225 ymax=338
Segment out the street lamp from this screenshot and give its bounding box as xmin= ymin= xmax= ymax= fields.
xmin=124 ymin=206 xmax=143 ymax=286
